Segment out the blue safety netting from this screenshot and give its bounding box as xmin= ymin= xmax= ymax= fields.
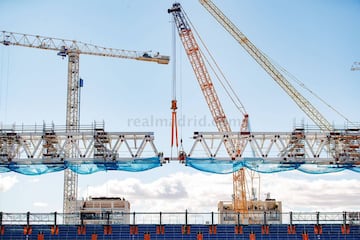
xmin=1 ymin=157 xmax=359 ymax=175
xmin=186 ymin=158 xmax=360 ymax=174
xmin=0 ymin=157 xmax=161 ymax=175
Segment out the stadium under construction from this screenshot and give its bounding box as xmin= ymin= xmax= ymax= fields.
xmin=1 ymin=0 xmax=360 ymax=239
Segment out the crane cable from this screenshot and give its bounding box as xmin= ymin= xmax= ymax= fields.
xmin=170 ymin=14 xmax=179 ymax=160
xmin=178 ymin=27 xmax=185 ymax=153
xmin=265 ymin=51 xmax=353 ymax=125
xmin=182 ymin=7 xmax=247 ymax=116
xmin=171 ymin=17 xmax=178 ymax=147
xmin=170 ymin=11 xmax=186 ymax=160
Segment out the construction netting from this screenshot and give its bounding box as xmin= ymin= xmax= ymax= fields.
xmin=1 ymin=157 xmax=359 ymax=175
xmin=0 ymin=157 xmax=161 ymax=176
xmin=186 ymin=158 xmax=360 ymax=174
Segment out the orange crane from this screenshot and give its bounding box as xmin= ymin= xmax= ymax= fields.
xmin=168 ymin=3 xmax=249 ymax=218
xmin=1 ymin=30 xmax=169 ymax=223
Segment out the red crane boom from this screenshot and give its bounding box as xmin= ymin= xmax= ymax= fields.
xmin=168 ymin=3 xmax=249 ymax=217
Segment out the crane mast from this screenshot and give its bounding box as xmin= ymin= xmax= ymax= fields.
xmin=1 ymin=30 xmax=169 ymax=223
xmin=199 ymin=0 xmax=334 ymax=132
xmin=168 ymin=3 xmax=249 ymax=219
xmin=64 ymin=52 xmax=80 ymax=223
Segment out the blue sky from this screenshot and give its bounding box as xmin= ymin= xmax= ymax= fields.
xmin=0 ymin=0 xmax=360 ymax=215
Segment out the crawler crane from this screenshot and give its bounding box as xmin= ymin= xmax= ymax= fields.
xmin=168 ymin=3 xmax=250 ymax=220
xmin=1 ymin=30 xmax=169 ymax=223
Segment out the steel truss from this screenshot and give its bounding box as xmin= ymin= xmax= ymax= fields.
xmin=188 ymin=128 xmax=360 ymax=164
xmin=0 ymin=123 xmax=162 ymax=164
xmin=0 ymin=30 xmax=169 ymax=64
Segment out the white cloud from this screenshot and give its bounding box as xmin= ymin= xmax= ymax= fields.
xmin=33 ymin=202 xmax=49 ymax=208
xmin=261 ymin=172 xmax=360 ymax=212
xmin=81 ymin=172 xmax=233 ymax=212
xmin=29 ymin=178 xmax=40 ymax=183
xmin=0 ymin=175 xmax=18 ymax=192
xmin=81 ymin=170 xmax=360 ymax=214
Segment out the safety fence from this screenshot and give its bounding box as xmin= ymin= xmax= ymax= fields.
xmin=1 ymin=211 xmax=359 ymax=226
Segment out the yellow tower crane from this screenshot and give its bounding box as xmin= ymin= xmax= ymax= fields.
xmin=198 ymin=0 xmax=354 ymax=221
xmin=0 ymin=30 xmax=169 ymax=223
xmin=199 ymin=0 xmax=334 ymax=132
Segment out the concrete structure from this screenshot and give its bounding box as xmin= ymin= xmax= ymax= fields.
xmin=218 ymin=194 xmax=282 ymax=224
xmin=79 ymin=197 xmax=130 ymax=224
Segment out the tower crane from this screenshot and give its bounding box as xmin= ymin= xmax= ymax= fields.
xmin=199 ymin=0 xmax=334 ymax=132
xmin=168 ymin=3 xmax=250 ymax=219
xmin=351 ymin=62 xmax=360 ymax=71
xmin=0 ymin=30 xmax=169 ymax=223
xmin=198 ymin=0 xmax=359 ymax=221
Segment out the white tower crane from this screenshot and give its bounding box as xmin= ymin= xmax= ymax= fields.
xmin=1 ymin=30 xmax=169 ymax=223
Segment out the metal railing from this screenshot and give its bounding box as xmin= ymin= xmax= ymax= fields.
xmin=0 ymin=211 xmax=359 ymax=225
